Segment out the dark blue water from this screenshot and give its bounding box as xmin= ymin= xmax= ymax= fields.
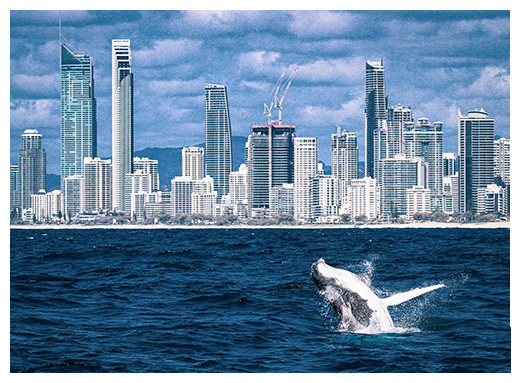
xmin=11 ymin=228 xmax=510 ymax=372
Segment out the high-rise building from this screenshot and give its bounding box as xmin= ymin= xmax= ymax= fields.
xmin=60 ymin=41 xmax=97 ymax=188
xmin=365 ymin=59 xmax=387 ymax=179
xmin=494 ymin=138 xmax=510 ymax=186
xmin=182 ymin=147 xmax=205 ymax=180
xmin=331 ymin=126 xmax=358 ymax=201
xmin=458 ymin=109 xmax=495 ymax=213
xmin=403 ymin=118 xmax=443 ymax=209
xmin=31 ymin=189 xmax=63 ymax=222
xmin=124 ymin=170 xmax=151 ymax=217
xmin=205 ymin=84 xmax=232 ymax=199
xmin=406 ymin=185 xmax=431 ymax=219
xmin=229 ymin=163 xmax=248 ymax=205
xmin=379 ymin=155 xmax=419 ymax=218
xmin=246 ymin=124 xmax=295 ymax=217
xmin=476 ymin=183 xmax=506 ymax=215
xmin=63 ymin=174 xmax=85 ymax=220
xmin=294 ymin=137 xmax=318 ymax=221
xmin=18 ymin=129 xmax=46 ymax=209
xmin=84 ymin=157 xmax=112 ymax=212
xmin=171 ymin=176 xmax=195 ymax=215
xmin=133 ymin=157 xmax=159 ymax=192
xmin=269 ymin=183 xmax=294 ymax=218
xmin=10 ymin=164 xmax=20 ymax=215
xmin=112 ymin=39 xmax=134 ymax=212
xmin=345 ymin=177 xmax=380 ymax=220
xmin=443 ymin=153 xmax=457 ymax=177
xmin=317 ymin=175 xmax=340 ymax=217
xmin=387 ymin=104 xmax=413 ymax=159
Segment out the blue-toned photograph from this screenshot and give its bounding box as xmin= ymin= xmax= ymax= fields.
xmin=10 ymin=7 xmax=510 ymax=373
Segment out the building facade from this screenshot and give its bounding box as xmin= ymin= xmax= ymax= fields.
xmin=18 ymin=129 xmax=46 ymax=209
xmin=205 ymin=84 xmax=233 ymax=199
xmin=63 ymin=174 xmax=85 ymax=220
xmin=60 ymin=41 xmax=97 ymax=188
xmin=494 ymin=138 xmax=510 ymax=186
xmin=331 ymin=126 xmax=358 ymax=201
xmin=112 ymin=39 xmax=134 ymax=212
xmin=403 ymin=118 xmax=443 ymax=210
xmin=133 ymin=157 xmax=159 ymax=192
xmin=246 ymin=124 xmax=295 ymax=217
xmin=345 ymin=177 xmax=380 ymax=220
xmin=182 ymin=147 xmax=205 ymax=180
xmin=294 ymin=137 xmax=318 ymax=221
xmin=458 ymin=109 xmax=495 ymax=213
xmin=365 ymin=59 xmax=387 ymax=179
xmin=387 ymin=104 xmax=413 ymax=159
xmin=379 ymin=155 xmax=418 ymax=218
xmin=84 ymin=157 xmax=112 ymax=212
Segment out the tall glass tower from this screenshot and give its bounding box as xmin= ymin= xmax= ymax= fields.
xmin=19 ymin=129 xmax=46 ymax=209
xmin=458 ymin=109 xmax=495 ymax=213
xmin=60 ymin=41 xmax=96 ymax=189
xmin=205 ymin=84 xmax=233 ymax=199
xmin=112 ymin=39 xmax=134 ymax=212
xmin=365 ymin=59 xmax=387 ymax=179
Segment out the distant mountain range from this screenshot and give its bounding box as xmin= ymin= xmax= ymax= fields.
xmin=46 ymin=135 xmax=367 ymax=190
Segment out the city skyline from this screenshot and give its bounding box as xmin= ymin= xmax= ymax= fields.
xmin=10 ymin=10 xmax=510 ymax=175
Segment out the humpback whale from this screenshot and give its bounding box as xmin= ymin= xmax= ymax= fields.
xmin=311 ymin=258 xmax=444 ymax=333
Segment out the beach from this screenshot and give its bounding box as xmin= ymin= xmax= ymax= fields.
xmin=10 ymin=221 xmax=510 ymax=230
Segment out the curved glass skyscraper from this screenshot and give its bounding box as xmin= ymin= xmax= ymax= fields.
xmin=205 ymin=84 xmax=232 ymax=199
xmin=60 ymin=41 xmax=96 ymax=189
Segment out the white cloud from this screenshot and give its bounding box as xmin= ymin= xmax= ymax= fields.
xmin=296 ymin=94 xmax=365 ymax=128
xmin=288 ymin=11 xmax=358 ymax=38
xmin=134 ymin=39 xmax=203 ymax=67
xmin=466 ymin=66 xmax=510 ymax=98
xmin=297 ymin=57 xmax=366 ymax=84
xmin=10 ymin=99 xmax=59 ymax=129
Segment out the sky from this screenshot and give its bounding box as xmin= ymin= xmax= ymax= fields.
xmin=9 ymin=9 xmax=510 ymax=175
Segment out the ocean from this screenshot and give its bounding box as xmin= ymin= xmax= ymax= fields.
xmin=10 ymin=228 xmax=510 ymax=373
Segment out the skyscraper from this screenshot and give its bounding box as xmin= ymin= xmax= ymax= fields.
xmin=112 ymin=39 xmax=134 ymax=212
xmin=458 ymin=109 xmax=495 ymax=213
xmin=63 ymin=174 xmax=85 ymax=220
xmin=246 ymin=124 xmax=295 ymax=217
xmin=182 ymin=147 xmax=205 ymax=180
xmin=10 ymin=164 xmax=20 ymax=215
xmin=133 ymin=157 xmax=160 ymax=192
xmin=443 ymin=153 xmax=457 ymax=177
xmin=494 ymin=138 xmax=510 ymax=186
xmin=294 ymin=137 xmax=318 ymax=221
xmin=331 ymin=126 xmax=358 ymax=202
xmin=365 ymin=59 xmax=387 ymax=179
xmin=379 ymin=155 xmax=418 ymax=218
xmin=60 ymin=40 xmax=97 ymax=188
xmin=205 ymin=84 xmax=232 ymax=199
xmin=18 ymin=129 xmax=46 ymax=209
xmin=84 ymin=157 xmax=112 ymax=212
xmin=403 ymin=118 xmax=443 ymax=209
xmin=387 ymin=104 xmax=413 ymax=159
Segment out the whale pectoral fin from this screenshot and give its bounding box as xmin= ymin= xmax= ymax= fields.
xmin=382 ymin=284 xmax=445 ymax=307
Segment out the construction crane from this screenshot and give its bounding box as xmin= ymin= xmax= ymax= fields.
xmin=263 ymin=70 xmax=286 ymax=125
xmin=273 ymin=67 xmax=298 ymax=125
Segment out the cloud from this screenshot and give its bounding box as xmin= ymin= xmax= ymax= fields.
xmin=297 ymin=57 xmax=366 ymax=84
xmin=296 ymin=94 xmax=365 ymax=128
xmin=237 ymin=51 xmax=282 ymax=75
xmin=179 ymin=11 xmax=270 ymax=35
xmin=134 ymin=39 xmax=203 ymax=67
xmin=465 ymin=66 xmax=510 ymax=98
xmin=288 ymin=11 xmax=359 ymax=39
xmin=11 ymin=73 xmax=60 ymax=99
xmin=10 ymin=99 xmax=60 ymax=129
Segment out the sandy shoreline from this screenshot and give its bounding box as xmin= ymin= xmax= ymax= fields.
xmin=10 ymin=221 xmax=510 ymax=229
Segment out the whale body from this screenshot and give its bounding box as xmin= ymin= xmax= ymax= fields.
xmin=311 ymin=258 xmax=444 ymax=333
